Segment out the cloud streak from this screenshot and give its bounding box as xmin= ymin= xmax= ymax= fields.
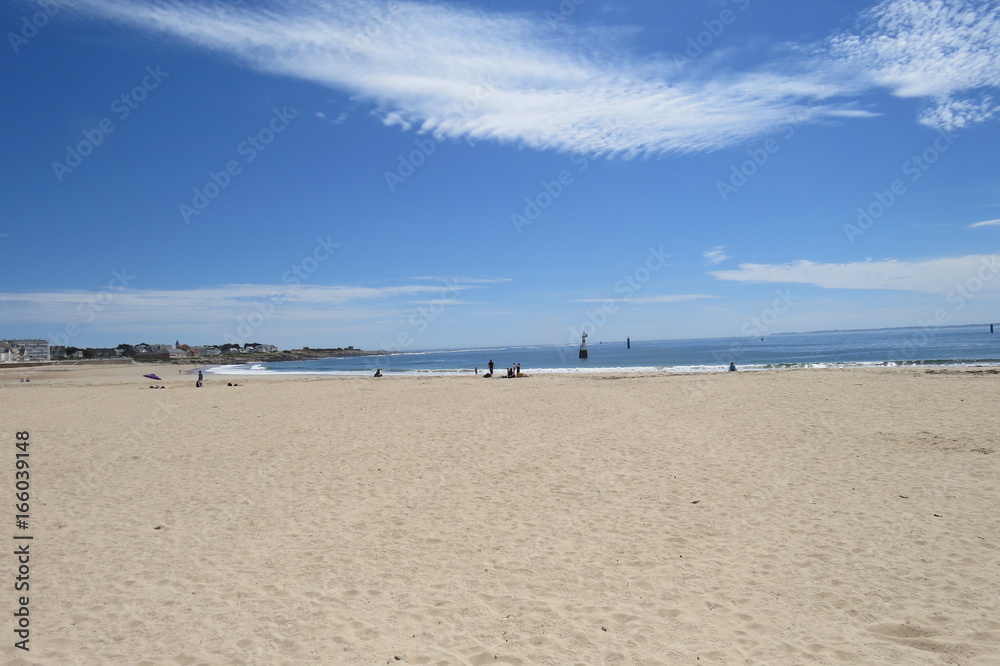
xmin=0 ymin=281 xmax=480 ymax=329
xmin=712 ymin=254 xmax=1000 ymax=293
xmin=0 ymin=283 xmax=461 ymax=307
xmin=570 ymin=294 xmax=717 ymax=304
xmin=57 ymin=0 xmax=1000 ymax=156
xmin=969 ymin=218 xmax=1000 ymax=228
xmin=703 ymin=246 xmax=730 ymax=265
xmin=829 ymin=0 xmax=1000 ymax=131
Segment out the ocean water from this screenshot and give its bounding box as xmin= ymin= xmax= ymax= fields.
xmin=206 ymin=324 xmax=1000 ymax=376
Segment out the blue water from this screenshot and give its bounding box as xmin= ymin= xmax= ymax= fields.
xmin=206 ymin=324 xmax=1000 ymax=376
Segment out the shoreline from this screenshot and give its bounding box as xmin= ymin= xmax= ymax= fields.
xmin=3 ymin=359 xmax=1000 ymax=387
xmin=203 ymin=362 xmax=1000 ymax=376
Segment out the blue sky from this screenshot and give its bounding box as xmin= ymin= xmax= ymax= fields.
xmin=1 ymin=0 xmax=998 ymax=351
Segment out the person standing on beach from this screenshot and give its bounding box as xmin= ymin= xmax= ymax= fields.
xmin=488 ymin=359 xmax=494 ymax=375
xmin=196 ymin=370 xmax=204 ymax=387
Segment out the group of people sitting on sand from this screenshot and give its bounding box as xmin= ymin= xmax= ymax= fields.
xmin=480 ymin=360 xmax=524 ymax=378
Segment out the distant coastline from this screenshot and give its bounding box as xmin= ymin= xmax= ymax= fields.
xmin=3 ymin=348 xmax=390 ymax=369
xmin=181 ymin=347 xmax=391 ymax=366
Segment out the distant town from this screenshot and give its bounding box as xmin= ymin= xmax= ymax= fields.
xmin=0 ymin=339 xmax=375 ymax=364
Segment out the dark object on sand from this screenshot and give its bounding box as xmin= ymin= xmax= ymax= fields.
xmin=143 ymin=373 xmax=162 ymax=381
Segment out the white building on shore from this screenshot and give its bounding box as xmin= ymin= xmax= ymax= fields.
xmin=0 ymin=339 xmax=51 ymax=363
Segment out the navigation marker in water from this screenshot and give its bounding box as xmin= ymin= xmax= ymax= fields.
xmin=579 ymin=332 xmax=588 ymax=359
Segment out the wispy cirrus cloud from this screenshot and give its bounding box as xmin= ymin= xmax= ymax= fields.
xmin=703 ymin=246 xmax=730 ymax=265
xmin=409 ymin=276 xmax=513 ymax=284
xmin=53 ymin=0 xmax=859 ymax=156
xmin=712 ymin=254 xmax=1000 ymax=293
xmin=58 ymin=0 xmax=999 ymax=155
xmin=570 ymin=294 xmax=716 ymax=304
xmin=0 ymin=283 xmax=464 ymax=307
xmin=829 ymin=0 xmax=1000 ymax=131
xmin=969 ymin=218 xmax=1000 ymax=228
xmin=0 ymin=281 xmax=481 ymax=326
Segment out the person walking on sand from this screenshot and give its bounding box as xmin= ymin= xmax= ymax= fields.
xmin=196 ymin=370 xmax=204 ymax=387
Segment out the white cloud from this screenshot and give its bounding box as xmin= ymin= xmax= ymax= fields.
xmin=712 ymin=255 xmax=1000 ymax=293
xmin=315 ymin=111 xmax=349 ymax=125
xmin=61 ymin=0 xmax=1000 ymax=155
xmin=0 ymin=281 xmax=479 ymax=326
xmin=703 ymin=246 xmax=729 ymax=265
xmin=829 ymin=0 xmax=1000 ymax=130
xmin=61 ymin=0 xmax=871 ymax=156
xmin=969 ymin=218 xmax=1000 ymax=228
xmin=0 ymin=283 xmax=459 ymax=306
xmin=918 ymin=95 xmax=997 ymax=131
xmin=570 ymin=294 xmax=717 ymax=304
xmin=409 ymin=276 xmax=512 ymax=284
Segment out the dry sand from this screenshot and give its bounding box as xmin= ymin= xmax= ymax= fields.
xmin=2 ymin=363 xmax=999 ymax=665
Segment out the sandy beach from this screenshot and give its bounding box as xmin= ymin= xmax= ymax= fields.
xmin=2 ymin=363 xmax=999 ymax=664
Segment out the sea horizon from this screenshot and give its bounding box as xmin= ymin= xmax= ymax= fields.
xmin=206 ymin=323 xmax=1000 ymax=376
